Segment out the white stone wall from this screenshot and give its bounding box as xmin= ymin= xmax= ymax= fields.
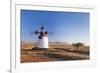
xmin=37 ymin=36 xmax=49 ymax=48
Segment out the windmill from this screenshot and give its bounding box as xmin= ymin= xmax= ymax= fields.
xmin=31 ymin=22 xmax=49 ymax=49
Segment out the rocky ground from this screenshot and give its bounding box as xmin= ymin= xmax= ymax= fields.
xmin=21 ymin=47 xmax=89 ymax=63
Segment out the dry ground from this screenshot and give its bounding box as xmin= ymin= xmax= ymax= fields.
xmin=21 ymin=42 xmax=89 ymax=63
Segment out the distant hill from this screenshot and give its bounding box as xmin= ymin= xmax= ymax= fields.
xmin=49 ymin=41 xmax=70 ymax=45
xmin=21 ymin=41 xmax=70 ymax=45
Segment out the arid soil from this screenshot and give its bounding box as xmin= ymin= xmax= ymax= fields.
xmin=21 ymin=42 xmax=89 ymax=63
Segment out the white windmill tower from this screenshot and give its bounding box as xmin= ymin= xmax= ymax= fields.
xmin=32 ymin=22 xmax=49 ymax=49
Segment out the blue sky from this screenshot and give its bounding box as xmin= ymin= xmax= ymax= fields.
xmin=21 ymin=10 xmax=89 ymax=45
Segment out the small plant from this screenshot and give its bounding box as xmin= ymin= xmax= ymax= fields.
xmin=72 ymin=42 xmax=84 ymax=50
